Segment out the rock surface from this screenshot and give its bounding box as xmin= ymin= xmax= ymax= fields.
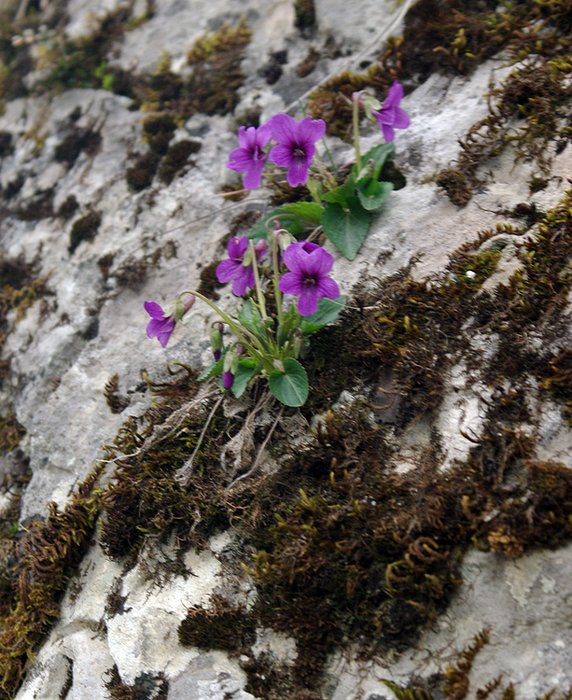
xmin=0 ymin=0 xmax=571 ymax=698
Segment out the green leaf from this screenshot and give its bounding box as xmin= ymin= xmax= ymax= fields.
xmin=321 ymin=200 xmax=371 ymax=260
xmin=300 ymin=296 xmax=346 ymax=334
xmin=268 ymin=358 xmax=309 ymax=407
xmin=239 ymin=299 xmax=264 ymax=337
xmin=356 ymin=178 xmax=393 ymax=211
xmin=247 ymin=203 xmax=324 ymax=241
xmin=198 ymin=356 xmax=224 ymax=381
xmin=359 ymin=142 xmax=395 ymax=180
xmin=231 ymin=359 xmax=259 ymax=398
xmin=320 ymin=174 xmax=356 ymax=208
xmin=279 ymin=201 xmax=324 ymax=223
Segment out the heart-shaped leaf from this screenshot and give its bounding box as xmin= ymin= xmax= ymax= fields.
xmin=268 ymin=358 xmax=308 ymax=407
xmin=321 ymin=200 xmax=371 ymax=260
xmin=300 ymin=296 xmax=346 ymax=334
xmin=356 ymin=178 xmax=393 ymax=211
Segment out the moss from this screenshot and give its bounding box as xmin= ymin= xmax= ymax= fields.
xmin=186 ymin=19 xmax=252 ymax=116
xmin=125 ymin=152 xmax=160 ymax=192
xmin=57 ymin=194 xmax=79 ymax=220
xmin=104 ymin=666 xmax=169 ymax=700
xmin=178 ymin=593 xmax=256 ymax=652
xmin=41 ymin=7 xmax=134 ymax=94
xmin=99 ymin=369 xmax=237 ymax=560
xmin=141 ymin=113 xmax=176 ymax=156
xmin=0 ymin=467 xmax=102 ymax=699
xmin=196 ymin=260 xmax=225 ymax=300
xmin=54 ymin=128 xmax=101 ymax=165
xmin=0 ymin=131 xmax=13 ymax=157
xmin=157 ymin=139 xmax=201 ymax=184
xmin=0 ymin=412 xmax=26 ymax=453
xmin=104 ymin=374 xmax=129 ymax=414
xmin=294 ymin=0 xmax=317 ymax=36
xmin=540 ymin=349 xmax=572 ymax=424
xmin=69 ymin=211 xmax=102 ymax=254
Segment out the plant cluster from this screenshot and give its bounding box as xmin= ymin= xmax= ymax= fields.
xmin=144 ymin=83 xmax=410 ymax=407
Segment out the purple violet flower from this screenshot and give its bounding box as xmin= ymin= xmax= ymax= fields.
xmin=267 ymin=114 xmax=326 ymax=187
xmin=144 ymin=301 xmax=176 ymax=347
xmin=371 ymin=80 xmax=410 ymax=142
xmin=216 ymin=236 xmax=265 ymax=297
xmin=227 ymin=123 xmax=273 ymax=189
xmin=279 ymin=241 xmax=340 ymax=316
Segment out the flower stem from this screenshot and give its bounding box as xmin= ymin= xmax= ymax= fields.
xmin=271 ymin=234 xmax=284 ymax=328
xmin=353 ymin=91 xmax=362 ymax=173
xmin=179 ymin=289 xmax=266 ymax=362
xmin=250 ymin=240 xmax=267 ymax=321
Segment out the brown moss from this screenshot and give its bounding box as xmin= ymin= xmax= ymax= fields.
xmin=157 ymin=139 xmax=201 ymax=184
xmin=141 ymin=113 xmax=176 ymax=156
xmin=540 ymin=349 xmax=572 ymax=424
xmin=104 ymin=374 xmax=129 ymax=414
xmin=54 ymin=128 xmax=101 ymax=165
xmin=69 ymin=211 xmax=102 ymax=254
xmin=57 ymin=194 xmax=79 ymax=220
xmin=104 ymin=666 xmax=169 ymax=700
xmin=178 ymin=593 xmax=256 ymax=652
xmin=186 ymin=19 xmax=251 ymax=116
xmin=294 ymin=0 xmax=317 ymax=36
xmin=0 ymin=467 xmax=102 ymax=699
xmin=125 ymin=152 xmax=160 ymax=192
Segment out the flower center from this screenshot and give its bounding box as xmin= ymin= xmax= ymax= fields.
xmin=292 ymin=146 xmax=306 ymax=160
xmin=302 ymin=274 xmax=318 ymax=288
xmin=250 ymin=145 xmax=264 ymax=161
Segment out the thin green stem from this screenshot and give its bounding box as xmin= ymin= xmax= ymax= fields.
xmin=249 ymin=241 xmax=267 ymax=321
xmin=320 ymin=136 xmax=337 ymax=174
xmin=271 ymin=234 xmax=284 ymax=328
xmin=179 ymin=289 xmax=266 ymax=361
xmin=353 ymin=91 xmax=362 ymax=173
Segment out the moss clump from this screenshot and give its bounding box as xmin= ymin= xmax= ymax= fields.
xmin=104 ymin=666 xmax=169 ymax=700
xmin=57 ymin=194 xmax=79 ymax=220
xmin=294 ymin=0 xmax=317 ymax=35
xmin=541 ymin=349 xmax=572 ymax=424
xmin=157 ymin=139 xmax=201 ymax=184
xmin=186 ymin=19 xmax=252 ymax=116
xmin=69 ymin=211 xmax=102 ymax=254
xmin=0 ymin=412 xmax=26 ymax=453
xmin=0 ymin=467 xmax=102 ymax=699
xmin=41 ymin=7 xmax=135 ymax=95
xmin=0 ymin=131 xmax=13 ymax=157
xmin=141 ymin=113 xmax=176 ymax=156
xmin=54 ymin=128 xmax=101 ymax=165
xmin=125 ymin=152 xmax=161 ymax=192
xmin=178 ymin=593 xmax=256 ymax=652
xmin=196 ymin=260 xmax=225 ymax=300
xmin=99 ymin=370 xmax=237 ymax=561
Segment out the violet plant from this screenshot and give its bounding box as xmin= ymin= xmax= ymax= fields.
xmin=146 ymin=232 xmax=344 ymax=407
xmin=144 ymin=80 xmax=409 ymax=406
xmin=227 ymin=80 xmax=410 ymax=260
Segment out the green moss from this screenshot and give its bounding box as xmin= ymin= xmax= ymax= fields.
xmin=69 ymin=211 xmax=102 ymax=254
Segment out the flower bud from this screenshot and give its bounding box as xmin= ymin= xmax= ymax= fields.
xmin=210 ymin=322 xmax=224 ymax=360
xmin=223 ymin=370 xmax=234 ymax=389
